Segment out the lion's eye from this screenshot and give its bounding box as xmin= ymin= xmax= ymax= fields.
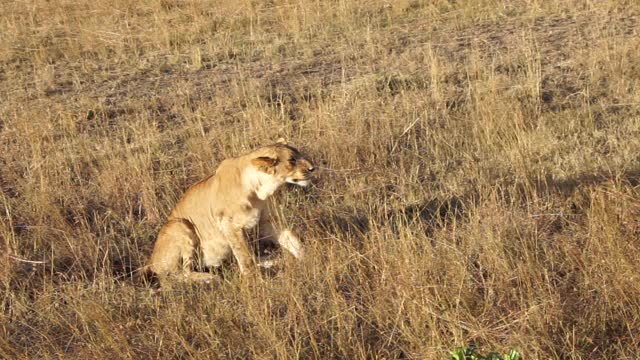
xmin=289 ymin=158 xmax=297 ymax=165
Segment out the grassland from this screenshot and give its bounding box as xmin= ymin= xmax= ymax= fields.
xmin=1 ymin=0 xmax=640 ymax=358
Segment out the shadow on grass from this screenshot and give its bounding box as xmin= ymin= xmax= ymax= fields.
xmin=533 ymin=168 xmax=640 ymax=196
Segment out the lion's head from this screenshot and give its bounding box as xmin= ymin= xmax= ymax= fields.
xmin=250 ymin=139 xmax=315 ymax=187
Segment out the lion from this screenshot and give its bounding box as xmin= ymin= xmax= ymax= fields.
xmin=146 ymin=139 xmax=315 ymax=285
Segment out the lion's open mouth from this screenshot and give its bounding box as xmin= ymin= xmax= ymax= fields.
xmin=287 ymin=177 xmax=311 ymax=187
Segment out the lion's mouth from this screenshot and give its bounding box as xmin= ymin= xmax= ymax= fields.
xmin=286 ymin=177 xmax=311 ymax=187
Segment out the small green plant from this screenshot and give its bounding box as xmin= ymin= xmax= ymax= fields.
xmin=450 ymin=345 xmax=521 ymax=360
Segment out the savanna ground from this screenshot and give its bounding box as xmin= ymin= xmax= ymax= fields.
xmin=1 ymin=0 xmax=640 ymax=358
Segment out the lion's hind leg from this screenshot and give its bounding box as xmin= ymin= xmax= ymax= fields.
xmin=148 ymin=219 xmax=200 ymax=284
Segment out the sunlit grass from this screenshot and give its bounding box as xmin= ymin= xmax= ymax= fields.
xmin=1 ymin=0 xmax=640 ymax=358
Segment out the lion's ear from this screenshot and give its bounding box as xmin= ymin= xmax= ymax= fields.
xmin=276 ymin=137 xmax=288 ymax=145
xmin=251 ymin=156 xmax=279 ymax=173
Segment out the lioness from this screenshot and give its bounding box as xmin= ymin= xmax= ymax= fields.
xmin=146 ymin=139 xmax=315 ymax=285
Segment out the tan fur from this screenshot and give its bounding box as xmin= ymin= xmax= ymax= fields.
xmin=146 ymin=140 xmax=314 ymax=285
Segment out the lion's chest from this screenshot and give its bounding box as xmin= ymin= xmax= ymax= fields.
xmin=244 ymin=208 xmax=262 ymax=229
xmin=232 ymin=207 xmax=261 ymax=229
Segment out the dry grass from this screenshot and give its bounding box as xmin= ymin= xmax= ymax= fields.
xmin=1 ymin=0 xmax=640 ymax=358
